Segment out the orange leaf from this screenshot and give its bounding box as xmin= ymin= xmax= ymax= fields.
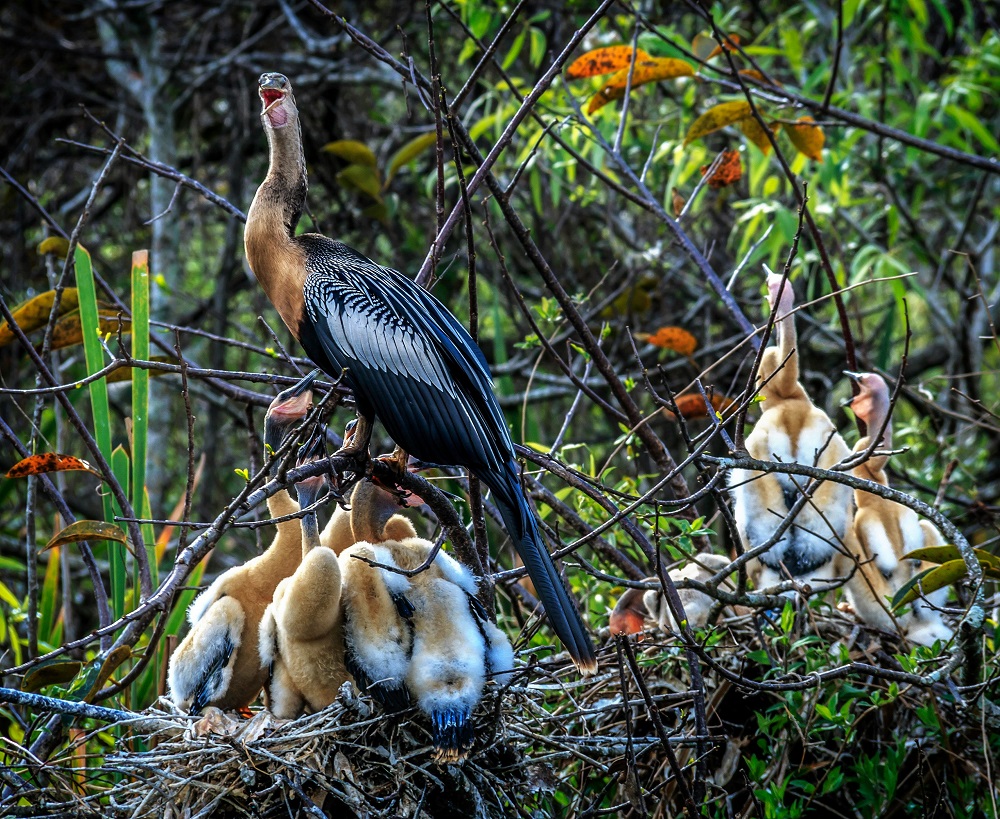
xmin=707 ymin=33 xmax=741 ymax=60
xmin=785 ymin=116 xmax=825 ymax=161
xmin=739 ymin=69 xmax=781 ymax=88
xmin=6 ymin=453 xmax=96 ymax=479
xmin=671 ymin=187 xmax=686 ymax=217
xmin=664 ymin=393 xmax=735 ymax=421
xmin=566 ymin=46 xmax=651 ymax=79
xmin=637 ymin=326 xmax=698 ymax=356
xmin=740 ymin=116 xmax=780 ymax=154
xmin=700 ymin=150 xmax=743 ymax=188
xmin=684 ymin=101 xmax=752 ymax=145
xmin=586 ymin=57 xmax=694 ymax=114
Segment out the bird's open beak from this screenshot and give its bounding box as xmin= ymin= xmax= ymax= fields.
xmin=290 ymin=369 xmax=321 ymax=397
xmin=258 ymin=73 xmax=291 ymax=125
xmin=841 ymin=371 xmax=863 ymax=407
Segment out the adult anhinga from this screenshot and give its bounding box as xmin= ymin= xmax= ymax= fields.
xmin=245 ymin=72 xmax=596 ymax=674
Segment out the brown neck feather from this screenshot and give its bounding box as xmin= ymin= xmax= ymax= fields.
xmin=852 ymin=435 xmax=888 ymax=484
xmin=245 ymin=111 xmax=309 ymax=338
xmin=350 ymin=482 xmax=406 ymax=543
xmin=257 ymin=489 xmax=303 ymax=574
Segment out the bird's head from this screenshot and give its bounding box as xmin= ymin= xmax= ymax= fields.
xmin=608 ymin=586 xmax=650 ymax=637
xmin=844 ymin=371 xmax=890 ymax=428
xmin=766 ymin=272 xmax=794 ymax=318
xmin=264 ymin=369 xmax=319 ymax=456
xmin=258 ymin=73 xmax=296 ymax=130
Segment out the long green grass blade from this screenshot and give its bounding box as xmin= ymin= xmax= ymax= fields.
xmin=110 ymin=446 xmax=130 ymax=619
xmin=38 ymin=546 xmax=60 ymax=647
xmin=75 ymin=246 xmax=119 ymax=615
xmin=74 ymin=247 xmax=113 ymax=515
xmin=130 ymin=250 xmax=156 ymax=591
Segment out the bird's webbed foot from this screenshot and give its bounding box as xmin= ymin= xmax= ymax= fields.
xmin=331 ymin=416 xmax=373 ymax=487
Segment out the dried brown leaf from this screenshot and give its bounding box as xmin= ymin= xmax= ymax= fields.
xmin=44 ymin=520 xmax=127 ymax=552
xmin=700 ymin=150 xmax=743 ymax=187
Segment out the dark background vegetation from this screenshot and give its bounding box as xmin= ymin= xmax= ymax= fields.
xmin=0 ymin=1 xmax=998 ymax=816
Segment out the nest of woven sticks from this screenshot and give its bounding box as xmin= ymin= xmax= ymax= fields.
xmin=27 ymin=603 xmax=956 ymax=819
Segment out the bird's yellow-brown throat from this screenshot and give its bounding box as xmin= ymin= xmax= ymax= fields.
xmin=245 ymin=74 xmax=308 ymax=340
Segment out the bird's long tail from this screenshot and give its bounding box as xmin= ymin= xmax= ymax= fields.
xmin=481 ymin=461 xmax=598 ymax=675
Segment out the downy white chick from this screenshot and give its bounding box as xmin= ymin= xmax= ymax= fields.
xmin=259 ymin=458 xmax=351 ymax=718
xmin=168 ymin=370 xmax=318 ymax=713
xmin=609 ymin=554 xmax=740 ymax=635
xmin=730 ymin=274 xmax=853 ymax=591
xmin=842 ymin=372 xmax=952 ymax=646
xmin=339 ymin=478 xmax=514 ymax=760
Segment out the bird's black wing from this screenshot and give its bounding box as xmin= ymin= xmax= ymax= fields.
xmin=299 ymin=237 xmax=511 ymax=472
xmin=189 ymin=632 xmax=236 ymax=715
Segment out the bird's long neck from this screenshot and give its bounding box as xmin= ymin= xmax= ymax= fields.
xmin=296 ymin=479 xmax=325 ymax=557
xmin=852 ymin=435 xmax=889 ymax=486
xmin=771 ymin=303 xmax=803 ymax=397
xmin=245 ymin=114 xmax=309 ymax=338
xmin=853 ymin=400 xmax=892 ymax=482
xmin=260 ymin=489 xmax=303 ymax=574
xmin=350 ymin=482 xmax=404 ymax=544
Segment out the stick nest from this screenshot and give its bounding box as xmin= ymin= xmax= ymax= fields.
xmin=20 ymin=606 xmax=969 ymax=819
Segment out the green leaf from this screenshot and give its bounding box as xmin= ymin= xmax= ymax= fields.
xmin=22 ymin=659 xmax=83 ymax=693
xmin=891 ymin=560 xmax=966 ymax=610
xmin=336 ymin=164 xmax=383 ymax=201
xmin=529 ymin=27 xmax=546 ymax=68
xmin=111 ymin=446 xmax=131 ymax=618
xmin=321 ymin=139 xmax=377 ymax=167
xmin=386 ymin=131 xmax=442 ymax=186
xmin=906 ymin=544 xmax=1000 ymax=570
xmin=38 ymin=545 xmax=61 ymax=644
xmin=501 ymin=27 xmax=526 ymax=71
xmin=73 ymin=249 xmax=116 ymax=552
xmin=945 ymin=104 xmax=1000 ymax=153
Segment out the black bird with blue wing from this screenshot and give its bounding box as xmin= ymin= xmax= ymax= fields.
xmin=244 ymin=73 xmax=596 ymax=674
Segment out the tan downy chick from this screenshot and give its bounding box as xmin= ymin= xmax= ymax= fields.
xmin=259 ymin=462 xmax=351 ymax=718
xmin=168 ymin=371 xmax=318 ymax=713
xmin=340 ymin=479 xmax=514 ymax=760
xmin=609 ymin=554 xmax=742 ymax=636
xmin=337 ymin=479 xmax=424 ymax=710
xmin=842 ymin=372 xmax=952 ymax=646
xmin=729 ymin=274 xmax=853 ymax=591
